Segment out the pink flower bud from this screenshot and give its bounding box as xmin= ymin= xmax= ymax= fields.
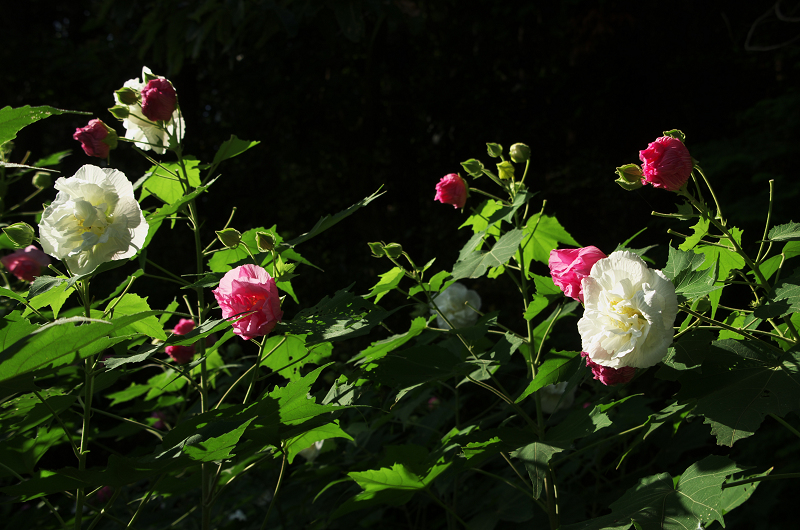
xmin=173 ymin=318 xmax=195 ymax=335
xmin=72 ymin=119 xmax=118 ymax=159
xmin=581 ymin=352 xmax=636 ymax=386
xmin=434 ymin=173 xmax=468 ymax=209
xmin=212 ymin=264 xmax=283 ymax=340
xmin=151 ymin=411 xmax=167 ymax=430
xmin=166 ymin=344 xmax=195 ymax=364
xmin=0 ymin=245 xmax=50 ymax=282
xmin=639 ymin=136 xmax=692 ymax=191
xmin=548 ymin=246 xmax=607 ymax=303
xmin=141 ymin=78 xmax=177 ymax=122
xmin=94 ymin=486 xmax=114 ymax=503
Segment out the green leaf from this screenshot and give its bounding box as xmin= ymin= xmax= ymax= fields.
xmin=452 ymin=228 xmax=525 ymax=280
xmin=678 ymin=216 xmax=710 ymax=252
xmin=144 ymin=181 xmax=211 ymax=248
xmin=512 ymin=442 xmax=563 ymax=499
xmin=210 ymin=134 xmax=260 ymax=166
xmin=0 ymin=105 xmax=89 ymax=145
xmin=285 ymin=421 xmax=352 ymax=464
xmin=351 ymin=316 xmax=427 ymax=365
xmin=663 ymin=246 xmax=720 ymax=303
xmin=281 ymin=286 xmax=394 ymax=345
xmin=675 ymin=340 xmax=800 ymax=446
xmin=105 ymin=294 xmax=167 ymax=340
xmin=754 ymin=268 xmax=800 ymax=319
xmin=140 ymin=159 xmax=202 ymax=205
xmin=0 ymin=312 xmax=160 ymax=382
xmin=519 ymin=213 xmax=579 ymax=273
xmin=694 ymin=228 xmax=745 ymax=317
xmin=22 ymin=279 xmax=73 ymax=319
xmin=365 ymin=266 xmax=405 ymax=303
xmin=563 ymin=456 xmax=744 ymax=530
xmin=768 ymin=221 xmax=800 ymax=242
xmin=260 ymin=334 xmax=332 ymax=382
xmin=515 ymin=351 xmax=581 ymax=403
xmin=285 ymin=188 xmax=384 ymax=248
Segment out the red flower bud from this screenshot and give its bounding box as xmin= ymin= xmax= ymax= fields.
xmin=141 ymin=78 xmax=177 ymax=122
xmin=639 ymin=136 xmax=692 ymax=191
xmin=73 ymin=119 xmax=118 ymax=159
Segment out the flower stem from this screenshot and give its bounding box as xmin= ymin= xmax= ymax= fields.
xmin=260 ymin=449 xmax=287 ymax=530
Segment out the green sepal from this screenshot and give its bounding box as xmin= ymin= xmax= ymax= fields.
xmin=615 ymin=163 xmax=644 ymax=191
xmin=486 ymin=142 xmax=503 ymax=158
xmin=461 ymin=158 xmax=484 ymax=178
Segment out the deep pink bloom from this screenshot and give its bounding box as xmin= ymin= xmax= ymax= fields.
xmin=548 ymin=246 xmax=607 ymax=303
xmin=639 ymin=136 xmax=693 ymax=191
xmin=434 ymin=173 xmax=468 ymax=209
xmin=173 ymin=318 xmax=195 ymax=335
xmin=151 ymin=411 xmax=167 ymax=430
xmin=166 ymin=344 xmax=194 ymax=364
xmin=141 ymin=78 xmax=177 ymax=122
xmin=73 ymin=119 xmax=117 ymax=158
xmin=427 ymin=396 xmax=441 ymax=410
xmin=1 ymin=245 xmax=50 ymax=282
xmin=212 ymin=264 xmax=283 ymax=340
xmin=581 ymin=352 xmax=636 ymax=386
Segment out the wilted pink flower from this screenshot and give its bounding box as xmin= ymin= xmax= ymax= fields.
xmin=548 ymin=246 xmax=607 ymax=303
xmin=141 ymin=78 xmax=177 ymax=122
xmin=212 ymin=264 xmax=283 ymax=340
xmin=581 ymin=352 xmax=636 ymax=386
xmin=73 ymin=119 xmax=118 ymax=158
xmin=639 ymin=136 xmax=692 ymax=191
xmin=434 ymin=173 xmax=468 ymax=209
xmin=1 ymin=245 xmax=50 ymax=282
xmin=151 ymin=411 xmax=167 ymax=430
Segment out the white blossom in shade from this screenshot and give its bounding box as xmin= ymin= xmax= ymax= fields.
xmin=431 ymin=282 xmax=481 ymax=329
xmin=578 ymin=251 xmax=677 ymax=369
xmin=297 ymin=440 xmax=325 ymax=462
xmin=39 ymin=165 xmax=148 ymax=276
xmin=114 ymin=66 xmax=185 ymax=154
xmin=539 ymin=382 xmax=576 ymax=414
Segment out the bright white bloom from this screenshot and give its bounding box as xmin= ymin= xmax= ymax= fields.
xmin=578 ymin=251 xmax=677 ymax=369
xmin=540 ymin=382 xmax=576 ymax=414
xmin=115 ymin=66 xmax=185 ymax=154
xmin=39 ymin=165 xmax=148 ymax=275
xmin=432 ymin=282 xmax=481 ymax=329
xmin=297 ymin=440 xmax=325 ymax=462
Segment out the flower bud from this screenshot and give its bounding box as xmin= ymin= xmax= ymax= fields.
xmin=216 ymin=228 xmax=242 ymax=249
xmin=639 ymin=136 xmax=693 ymax=192
xmin=509 ymin=143 xmax=530 ymax=163
xmin=460 ymin=158 xmax=484 ymax=178
xmin=434 ymin=174 xmax=468 ymax=208
xmin=108 ymin=105 xmax=130 ymax=120
xmin=32 ymin=171 xmax=52 ymax=189
xmin=496 ymin=161 xmax=515 ymax=180
xmin=2 ymin=222 xmax=35 ymax=248
xmin=73 ymin=119 xmax=118 ymax=159
xmin=614 ymin=164 xmax=644 ymax=191
xmin=115 ymin=87 xmax=139 ymax=105
xmin=486 ymin=143 xmax=503 ymax=158
xmin=256 ymin=231 xmax=276 ymax=252
xmin=141 ymin=78 xmax=177 ymax=122
xmin=368 ymin=242 xmax=385 ymax=257
xmin=384 ymin=243 xmax=403 ymax=259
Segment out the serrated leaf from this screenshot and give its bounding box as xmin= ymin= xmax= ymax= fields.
xmin=768 ymin=221 xmax=800 ymax=242
xmin=695 ymin=228 xmax=745 ymax=317
xmin=519 ymin=213 xmax=579 ymax=272
xmin=754 ymin=268 xmax=800 ymax=319
xmin=23 ymin=279 xmax=73 ymax=319
xmin=515 ymin=351 xmax=581 ymax=403
xmin=210 ymin=134 xmax=260 ymax=166
xmin=105 ymin=294 xmax=166 ymax=340
xmin=365 ymin=266 xmax=405 ymax=303
xmin=664 ymin=246 xmax=720 ymax=302
xmin=351 ymin=316 xmax=427 ymax=365
xmin=452 ymin=229 xmax=525 ymax=280
xmin=0 ymin=105 xmax=89 ymax=145
xmin=563 ymin=456 xmax=744 ymax=530
xmin=675 ymin=340 xmax=800 ymax=446
xmin=140 ymin=159 xmax=202 ymax=205
xmin=285 ymin=422 xmax=352 ymax=464
xmin=678 ymin=216 xmax=710 ymax=252
xmin=260 ymin=334 xmax=332 ymax=382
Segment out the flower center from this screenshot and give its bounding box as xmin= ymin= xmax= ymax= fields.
xmin=608 ymin=298 xmax=647 ymax=333
xmin=74 ymin=201 xmax=111 ymax=237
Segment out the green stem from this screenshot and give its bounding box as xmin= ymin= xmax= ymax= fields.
xmin=74 ymin=280 xmax=95 ymax=530
xmin=126 ymin=475 xmax=164 ymax=529
xmin=89 ymin=407 xmax=163 ymax=440
xmin=33 ymin=389 xmax=80 ymax=459
xmin=769 ymin=413 xmax=800 ymax=440
xmin=243 ymin=336 xmax=285 ymax=405
xmin=678 ymin=306 xmax=785 ymax=353
xmin=756 ymin=179 xmax=775 ymax=264
xmin=260 ymin=449 xmax=287 ymax=530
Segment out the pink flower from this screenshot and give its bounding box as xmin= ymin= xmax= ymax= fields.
xmin=166 ymin=345 xmax=195 ymax=364
xmin=581 ymin=352 xmax=636 ymax=386
xmin=548 ymin=246 xmax=607 ymax=303
xmin=173 ymin=318 xmax=195 ymax=335
xmin=639 ymin=136 xmax=693 ymax=191
xmin=72 ymin=119 xmax=118 ymax=159
xmin=434 ymin=173 xmax=468 ymax=209
xmin=151 ymin=411 xmax=167 ymax=430
xmin=427 ymin=396 xmax=441 ymax=410
xmin=212 ymin=264 xmax=283 ymax=340
xmin=1 ymin=245 xmax=50 ymax=282
xmin=95 ymin=486 xmax=113 ymax=503
xmin=140 ymin=78 xmax=177 ymax=122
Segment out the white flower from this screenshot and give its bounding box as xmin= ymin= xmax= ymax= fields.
xmin=39 ymin=165 xmax=148 ymax=276
xmin=297 ymin=440 xmax=325 ymax=462
xmin=432 ymin=282 xmax=481 ymax=329
xmin=540 ymin=382 xmax=576 ymax=414
xmin=578 ymin=251 xmax=677 ymax=369
xmin=115 ymin=66 xmax=185 ymax=154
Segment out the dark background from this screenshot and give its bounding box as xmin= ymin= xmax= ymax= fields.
xmin=3 ymin=0 xmax=799 ymax=314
